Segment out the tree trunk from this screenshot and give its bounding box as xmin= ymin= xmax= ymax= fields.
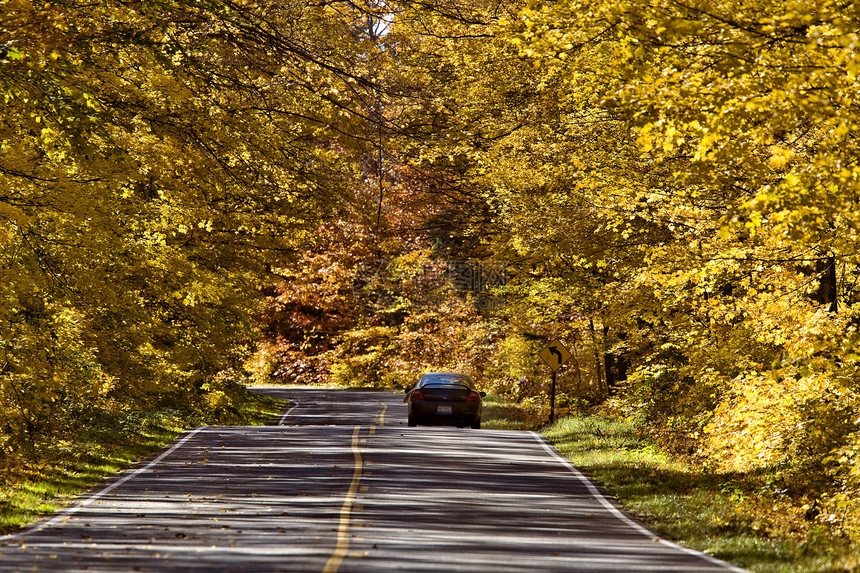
xmin=571 ymin=334 xmax=584 ymax=398
xmin=589 ymin=318 xmax=606 ymax=399
xmin=813 ymin=255 xmax=838 ymax=312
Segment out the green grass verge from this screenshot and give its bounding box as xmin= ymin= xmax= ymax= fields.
xmin=481 ymin=392 xmax=546 ymax=430
xmin=541 ymin=414 xmax=859 ymax=573
xmin=0 ymin=389 xmax=287 ymax=535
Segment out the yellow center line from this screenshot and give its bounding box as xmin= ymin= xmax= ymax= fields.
xmin=377 ymin=401 xmax=388 ymax=427
xmin=321 ymin=426 xmax=363 ymax=573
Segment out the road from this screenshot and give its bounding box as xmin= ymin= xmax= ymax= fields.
xmin=0 ymin=387 xmax=747 ymax=572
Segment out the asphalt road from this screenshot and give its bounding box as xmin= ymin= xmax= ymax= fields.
xmin=0 ymin=387 xmax=747 ymax=572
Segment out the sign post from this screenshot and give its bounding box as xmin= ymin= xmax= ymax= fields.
xmin=538 ymin=339 xmax=572 ymax=423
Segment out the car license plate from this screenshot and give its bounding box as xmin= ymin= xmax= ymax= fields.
xmin=436 ymin=405 xmax=453 ymax=415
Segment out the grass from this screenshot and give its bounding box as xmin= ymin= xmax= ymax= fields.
xmin=481 ymin=392 xmax=547 ymax=430
xmin=0 ymin=421 xmax=181 ymax=533
xmin=0 ymin=389 xmax=286 ymax=535
xmin=540 ymin=414 xmax=860 ymax=573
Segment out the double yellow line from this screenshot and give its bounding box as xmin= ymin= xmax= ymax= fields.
xmin=321 ymin=402 xmax=387 ymax=573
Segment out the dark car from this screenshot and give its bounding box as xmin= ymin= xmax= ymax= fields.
xmin=405 ymin=372 xmax=485 ymax=429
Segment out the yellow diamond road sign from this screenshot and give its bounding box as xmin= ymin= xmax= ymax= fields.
xmin=539 ymin=339 xmax=572 ymax=372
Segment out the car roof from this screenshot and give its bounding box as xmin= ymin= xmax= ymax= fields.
xmin=418 ymin=372 xmax=472 ymax=386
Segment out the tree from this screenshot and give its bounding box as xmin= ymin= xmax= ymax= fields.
xmin=499 ymin=0 xmax=860 ymax=533
xmin=0 ymin=0 xmax=382 ymax=463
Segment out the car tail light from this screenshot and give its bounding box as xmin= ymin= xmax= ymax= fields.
xmin=467 ymin=391 xmax=480 ymax=401
xmin=411 ymin=389 xmax=424 ymax=400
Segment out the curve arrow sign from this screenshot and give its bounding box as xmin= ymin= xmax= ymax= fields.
xmin=539 ymin=340 xmax=572 ymax=372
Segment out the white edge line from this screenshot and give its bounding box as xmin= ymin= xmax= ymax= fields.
xmin=278 ymin=401 xmax=299 ymax=425
xmin=0 ymin=426 xmax=207 ymax=544
xmin=528 ymin=431 xmax=749 ymax=573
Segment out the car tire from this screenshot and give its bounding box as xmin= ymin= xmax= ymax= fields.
xmin=471 ymin=418 xmax=481 ymax=429
xmin=408 ymin=416 xmax=417 ymax=427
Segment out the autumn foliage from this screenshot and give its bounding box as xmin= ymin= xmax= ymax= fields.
xmin=0 ymin=0 xmax=369 ymax=466
xmin=4 ymin=0 xmax=860 ymax=543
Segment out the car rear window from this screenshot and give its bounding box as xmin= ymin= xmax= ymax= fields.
xmin=419 ymin=374 xmax=471 ymax=387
